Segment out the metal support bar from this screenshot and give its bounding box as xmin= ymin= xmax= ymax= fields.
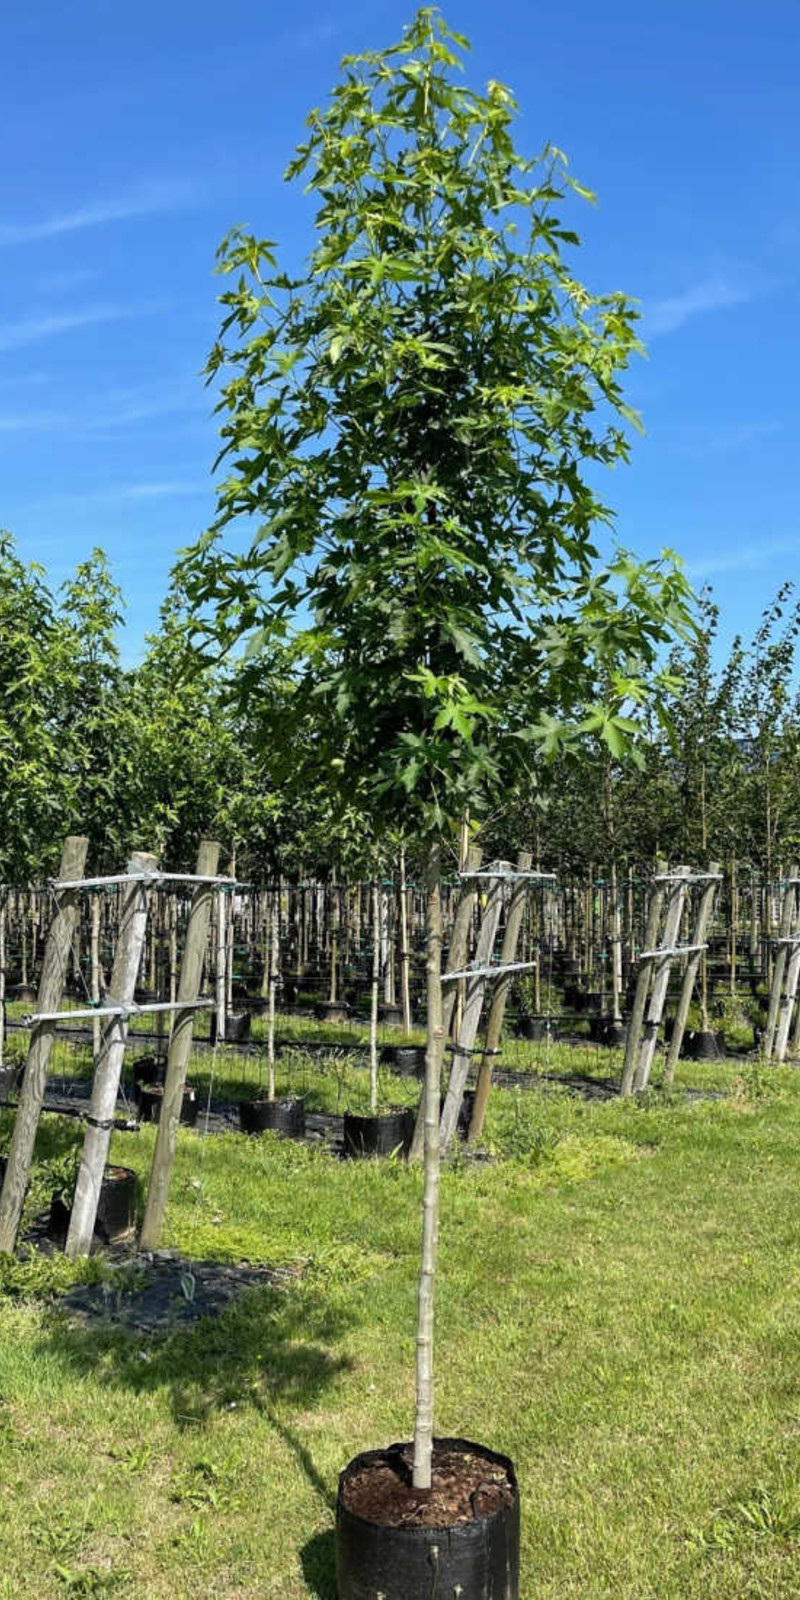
xmin=459 ymin=870 xmax=556 ymax=882
xmin=49 ymin=871 xmax=241 ymax=892
xmin=653 ymin=873 xmax=723 ymax=884
xmin=442 ymin=958 xmax=539 ymax=984
xmin=637 ymin=942 xmax=708 ymax=961
xmin=24 ymin=998 xmax=214 ymax=1026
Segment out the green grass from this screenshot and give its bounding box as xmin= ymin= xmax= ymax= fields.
xmin=3 ymin=1032 xmax=800 ymax=1592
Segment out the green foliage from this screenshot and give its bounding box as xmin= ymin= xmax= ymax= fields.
xmin=180 ymin=8 xmax=693 ymax=844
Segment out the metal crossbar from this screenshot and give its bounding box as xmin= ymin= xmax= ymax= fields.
xmin=24 ymin=998 xmax=215 ymax=1026
xmin=637 ymin=942 xmax=708 ymax=961
xmin=775 ymin=936 xmax=800 ymax=946
xmin=653 ymin=873 xmax=723 ymax=884
xmin=442 ymin=958 xmax=538 ymax=984
xmin=459 ymin=869 xmax=556 ymax=882
xmin=49 ymin=871 xmax=240 ymax=891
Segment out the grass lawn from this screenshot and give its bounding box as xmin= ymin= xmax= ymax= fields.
xmin=0 ymin=1026 xmax=799 ymax=1595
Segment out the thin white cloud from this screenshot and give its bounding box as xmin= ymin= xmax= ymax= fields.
xmin=688 ymin=535 xmax=800 ymax=578
xmin=647 ymin=276 xmax=757 ymax=337
xmin=33 ymin=268 xmax=100 ymax=295
xmin=0 ymin=177 xmax=196 ymax=248
xmin=25 ymin=480 xmax=207 ymax=513
xmin=0 ymin=302 xmax=163 ymax=353
xmin=0 ymin=379 xmax=200 ymax=435
xmin=677 ymin=420 xmax=785 ymax=458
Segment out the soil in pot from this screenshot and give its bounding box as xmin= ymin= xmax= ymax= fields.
xmin=138 ymin=1084 xmax=200 ymax=1127
xmin=238 ymin=1098 xmax=306 ymax=1139
xmin=48 ymin=1164 xmax=138 ymax=1248
xmin=210 ymin=1011 xmax=251 ymax=1045
xmin=343 ymin=1108 xmax=414 ymax=1159
xmin=336 ymin=1436 xmax=519 ymax=1600
xmin=314 ymin=1000 xmax=350 ymax=1024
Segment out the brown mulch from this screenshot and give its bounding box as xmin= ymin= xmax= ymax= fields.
xmin=342 ymin=1442 xmax=515 ymax=1530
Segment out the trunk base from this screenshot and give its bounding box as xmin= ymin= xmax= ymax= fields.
xmin=336 ymin=1437 xmax=519 ymax=1599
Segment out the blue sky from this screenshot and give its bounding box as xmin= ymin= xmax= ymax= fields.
xmin=1 ymin=0 xmax=798 ymax=659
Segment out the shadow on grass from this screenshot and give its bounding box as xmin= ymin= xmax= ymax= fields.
xmin=36 ymin=1274 xmax=354 ymax=1434
xmin=300 ymin=1529 xmax=337 ymax=1599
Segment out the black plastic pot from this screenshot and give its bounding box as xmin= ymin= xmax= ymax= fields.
xmin=238 ymin=1097 xmax=306 ymax=1139
xmin=681 ymin=1029 xmax=725 ymax=1061
xmin=336 ymin=1437 xmax=520 ymax=1600
xmin=210 ymin=1011 xmax=252 ymax=1046
xmin=602 ymin=1018 xmax=628 ymax=1048
xmin=131 ymin=1055 xmax=165 ymax=1096
xmin=0 ymin=1064 xmax=23 ymax=1099
xmin=138 ymin=1084 xmax=200 ymax=1126
xmin=48 ymin=1164 xmax=138 ymax=1247
xmin=378 ymin=1003 xmax=404 ymax=1028
xmin=380 ymin=1043 xmax=427 ymax=1076
xmin=315 ymin=1000 xmax=350 ymax=1024
xmin=343 ymin=1108 xmax=414 ymax=1159
xmin=440 ymin=1089 xmax=476 ymax=1139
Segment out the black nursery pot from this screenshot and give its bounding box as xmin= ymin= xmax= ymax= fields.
xmin=681 ymin=1029 xmax=725 ymax=1061
xmin=336 ymin=1437 xmax=520 ymax=1600
xmin=131 ymin=1055 xmax=165 ymax=1096
xmin=378 ymin=1002 xmax=404 ymax=1028
xmin=138 ymin=1084 xmax=200 ymax=1126
xmin=48 ymin=1164 xmax=138 ymax=1247
xmin=314 ymin=1000 xmax=350 ymax=1024
xmin=210 ymin=1011 xmax=252 ymax=1045
xmin=238 ymin=1097 xmax=306 ymax=1139
xmin=602 ymin=1017 xmax=628 ymax=1048
xmin=343 ymin=1108 xmax=414 ymax=1159
xmin=381 ymin=1043 xmax=427 ymax=1077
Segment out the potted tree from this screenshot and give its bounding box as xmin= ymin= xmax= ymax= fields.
xmin=180 ymin=11 xmax=694 ymax=1593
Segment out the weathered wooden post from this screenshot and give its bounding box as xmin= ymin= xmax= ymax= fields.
xmin=65 ymin=852 xmax=158 ymax=1258
xmin=468 ymin=852 xmax=532 ymax=1142
xmin=399 ymin=848 xmax=412 ymax=1032
xmin=139 ymin=842 xmax=220 ymax=1252
xmin=409 ymin=846 xmax=482 ymax=1160
xmin=762 ymin=867 xmax=799 ymax=1060
xmin=0 ymin=836 xmax=89 ymax=1254
xmin=438 ymin=869 xmax=507 ymax=1151
xmin=619 ymin=860 xmax=667 ymax=1098
xmin=215 ymin=887 xmax=227 ymax=1043
xmin=266 ymin=886 xmax=280 ymax=1099
xmin=633 ymin=867 xmax=692 ymax=1092
xmin=663 ymin=866 xmax=721 ymax=1085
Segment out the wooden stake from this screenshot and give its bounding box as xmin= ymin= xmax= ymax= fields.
xmin=65 ymin=851 xmax=158 ymax=1258
xmin=633 ymin=867 xmax=692 ymax=1092
xmin=0 ymin=836 xmax=89 ymax=1255
xmin=409 ymin=845 xmax=482 ymax=1160
xmin=438 ymin=870 xmax=507 ymax=1152
xmin=619 ymin=860 xmax=667 ymax=1098
xmin=763 ymin=865 xmax=798 ymax=1060
xmin=663 ymin=866 xmax=721 ymax=1085
xmin=139 ymin=842 xmax=220 ymax=1252
xmin=468 ymin=851 xmax=532 ymax=1142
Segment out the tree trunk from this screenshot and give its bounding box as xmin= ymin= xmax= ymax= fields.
xmin=412 ymin=842 xmax=445 ymax=1492
xmin=370 ymin=882 xmax=380 ymax=1114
